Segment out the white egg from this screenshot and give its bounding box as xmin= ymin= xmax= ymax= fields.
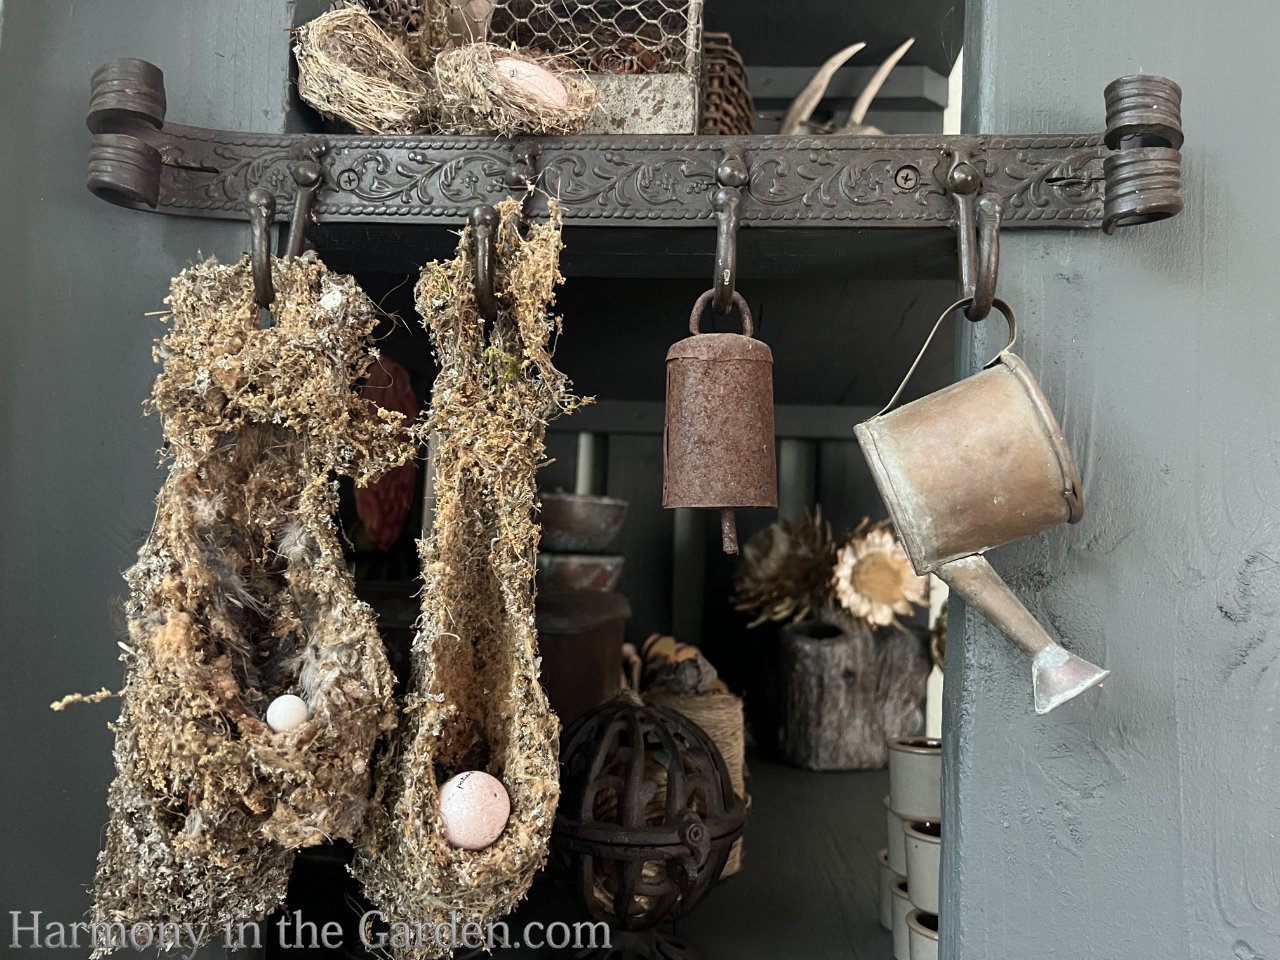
xmin=438 ymin=771 xmax=511 ymax=850
xmin=266 ymin=694 xmax=310 ymax=733
xmin=494 ymin=58 xmax=569 ymax=109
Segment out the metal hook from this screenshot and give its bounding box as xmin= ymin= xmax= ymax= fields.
xmin=712 ymin=146 xmax=748 ymax=316
xmin=469 ymin=204 xmax=499 ymax=323
xmin=505 ymin=141 xmax=541 ymax=221
xmin=248 ymin=186 xmax=276 ymax=310
xmin=970 ymin=194 xmax=1003 ymax=323
xmin=285 ymin=158 xmax=323 ymax=259
xmin=947 ymin=153 xmax=1003 ymax=322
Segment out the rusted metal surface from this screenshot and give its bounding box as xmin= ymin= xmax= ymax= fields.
xmin=700 ymin=32 xmax=754 ymax=136
xmin=856 ymin=297 xmax=1108 ymax=713
xmin=552 ymin=695 xmax=746 ymax=955
xmin=663 ymin=290 xmax=775 ymax=555
xmin=538 ymin=492 xmax=628 ymax=553
xmin=584 ymin=73 xmax=701 ymax=134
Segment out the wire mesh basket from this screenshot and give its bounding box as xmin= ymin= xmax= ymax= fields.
xmin=480 ymin=0 xmax=704 ymax=133
xmin=488 ymin=0 xmax=702 ymax=75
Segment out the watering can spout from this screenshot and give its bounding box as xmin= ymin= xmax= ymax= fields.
xmin=935 ymin=555 xmax=1109 ymax=714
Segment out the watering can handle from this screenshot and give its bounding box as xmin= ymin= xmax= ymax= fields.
xmin=690 ymin=289 xmax=753 ymax=337
xmin=874 ymin=295 xmax=1019 ymax=417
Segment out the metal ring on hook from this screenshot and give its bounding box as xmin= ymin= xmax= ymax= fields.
xmin=966 ymin=193 xmax=1004 ymax=322
xmin=248 ymin=186 xmax=276 ymax=310
xmin=469 ymin=204 xmax=499 ymax=323
xmin=690 ymin=288 xmax=753 ymax=337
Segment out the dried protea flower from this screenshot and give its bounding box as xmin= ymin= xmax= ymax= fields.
xmin=832 ymin=519 xmax=928 ymax=627
xmin=733 ymin=508 xmax=836 ymax=627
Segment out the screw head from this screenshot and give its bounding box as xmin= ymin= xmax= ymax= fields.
xmin=894 ymin=165 xmax=920 ymax=190
xmin=337 ymin=168 xmax=359 ymax=191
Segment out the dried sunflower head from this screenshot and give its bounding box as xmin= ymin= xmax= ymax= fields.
xmin=733 ymin=508 xmax=836 ymax=627
xmin=832 ymin=518 xmax=928 ymax=628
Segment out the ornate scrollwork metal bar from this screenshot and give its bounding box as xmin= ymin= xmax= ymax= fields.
xmin=85 ymin=59 xmax=1182 ymax=235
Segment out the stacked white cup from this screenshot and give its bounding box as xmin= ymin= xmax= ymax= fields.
xmin=877 ymin=736 xmax=941 ymax=960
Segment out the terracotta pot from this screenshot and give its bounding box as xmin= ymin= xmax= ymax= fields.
xmin=907 ymin=909 xmax=939 ymax=960
xmin=888 ymin=736 xmax=941 ymax=821
xmin=884 ymin=793 xmax=907 ymax=875
xmin=891 ymin=877 xmax=912 ymax=960
xmin=877 ymin=848 xmax=901 ymax=931
xmin=904 ymin=820 xmax=941 ymax=913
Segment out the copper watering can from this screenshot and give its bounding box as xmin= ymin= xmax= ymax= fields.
xmin=855 ymin=297 xmax=1109 ymax=714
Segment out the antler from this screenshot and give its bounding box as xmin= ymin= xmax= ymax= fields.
xmin=779 ymin=38 xmax=917 ymax=137
xmin=778 ymin=42 xmax=866 ymax=136
xmin=839 ymin=37 xmax=916 ymax=135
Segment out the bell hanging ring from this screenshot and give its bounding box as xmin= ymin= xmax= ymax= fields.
xmin=663 ymin=290 xmax=777 ymax=555
xmin=855 ymin=297 xmax=1109 ymax=714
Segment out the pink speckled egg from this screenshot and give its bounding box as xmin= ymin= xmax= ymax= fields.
xmin=494 ymin=58 xmax=569 ymax=108
xmin=439 ymin=771 xmax=511 ymax=850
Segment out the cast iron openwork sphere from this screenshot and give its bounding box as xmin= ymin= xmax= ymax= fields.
xmin=552 ymin=693 xmax=746 ymax=959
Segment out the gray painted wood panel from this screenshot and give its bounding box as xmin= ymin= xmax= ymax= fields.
xmin=946 ymin=2 xmax=1280 ymax=958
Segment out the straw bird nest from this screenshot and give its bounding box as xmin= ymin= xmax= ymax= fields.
xmin=91 ymin=254 xmax=414 ymax=954
xmin=293 ymin=6 xmax=598 ymax=137
xmin=433 ymin=43 xmax=598 ymax=136
xmin=352 ymin=199 xmax=586 ymax=955
xmin=294 ymin=6 xmax=432 ymax=134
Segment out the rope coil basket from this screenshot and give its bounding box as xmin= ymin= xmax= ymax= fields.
xmin=352 ymin=198 xmax=585 ymax=954
xmin=91 ymin=254 xmax=413 ymax=954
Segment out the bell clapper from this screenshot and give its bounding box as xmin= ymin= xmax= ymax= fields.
xmin=721 ymin=508 xmax=739 ymax=555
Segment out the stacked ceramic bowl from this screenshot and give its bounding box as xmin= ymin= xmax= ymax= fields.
xmin=536 ymin=492 xmax=628 ymax=591
xmin=878 ymin=737 xmax=942 ymax=960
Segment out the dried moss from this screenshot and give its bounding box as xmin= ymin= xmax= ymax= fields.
xmin=92 ymin=254 xmax=414 ymax=954
xmin=352 ymin=200 xmax=584 ymax=954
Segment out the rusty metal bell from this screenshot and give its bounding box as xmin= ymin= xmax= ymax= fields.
xmin=663 ymin=290 xmax=777 ymax=554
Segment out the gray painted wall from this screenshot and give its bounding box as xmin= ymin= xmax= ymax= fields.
xmin=0 ymin=0 xmax=293 ymax=943
xmin=944 ymin=1 xmax=1280 ymax=958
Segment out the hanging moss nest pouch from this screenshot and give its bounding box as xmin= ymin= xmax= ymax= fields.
xmin=353 ymin=200 xmax=586 ymax=954
xmin=91 ymin=253 xmax=413 ymax=954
